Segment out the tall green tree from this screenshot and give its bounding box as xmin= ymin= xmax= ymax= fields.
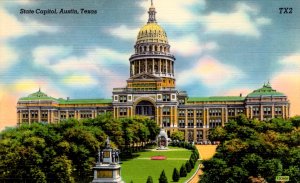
xmin=180 ymin=164 xmax=187 ymax=177
xmin=159 ymin=170 xmax=168 ymax=183
xmin=172 ymin=168 xmax=180 ymax=182
xmin=146 ymin=175 xmax=153 ymax=183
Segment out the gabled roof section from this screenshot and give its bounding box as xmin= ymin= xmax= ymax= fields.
xmin=188 ymin=96 xmax=245 ymax=102
xmin=57 ymin=98 xmax=112 ymax=104
xmin=247 ymin=82 xmax=285 ymax=97
xmin=19 ymin=89 xmax=57 ymax=101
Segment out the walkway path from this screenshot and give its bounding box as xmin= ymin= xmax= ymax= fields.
xmin=187 ymin=145 xmax=217 ymax=183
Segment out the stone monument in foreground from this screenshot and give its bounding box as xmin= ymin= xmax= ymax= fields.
xmin=92 ymin=137 xmax=123 ymax=183
xmin=157 ymin=127 xmax=168 ymax=150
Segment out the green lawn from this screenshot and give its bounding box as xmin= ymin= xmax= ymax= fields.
xmin=121 ymin=148 xmax=199 ymax=183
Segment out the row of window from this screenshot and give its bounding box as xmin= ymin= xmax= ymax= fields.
xmin=252 ymin=106 xmax=283 ymax=116
xmin=21 ymin=110 xmax=107 ymax=119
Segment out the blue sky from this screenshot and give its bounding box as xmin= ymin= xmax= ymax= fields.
xmin=1 ymin=0 xmax=300 ymax=129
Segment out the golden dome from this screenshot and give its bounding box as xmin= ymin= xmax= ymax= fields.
xmin=136 ymin=23 xmax=168 ymax=44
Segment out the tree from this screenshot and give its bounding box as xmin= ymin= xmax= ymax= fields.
xmin=159 ymin=170 xmax=168 ymax=183
xmin=146 ymin=176 xmax=153 ymax=183
xmin=180 ymin=164 xmax=187 ymax=177
xmin=172 ymin=168 xmax=180 ymax=182
xmin=200 ymin=116 xmax=300 ymax=183
xmin=185 ymin=160 xmax=192 ymax=173
xmin=170 ymin=131 xmax=184 ymax=141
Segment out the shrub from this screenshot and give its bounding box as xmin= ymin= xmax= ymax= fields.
xmin=180 ymin=164 xmax=187 ymax=177
xmin=185 ymin=160 xmax=192 ymax=173
xmin=146 ymin=176 xmax=153 ymax=183
xmin=159 ymin=170 xmax=168 ymax=183
xmin=172 ymin=168 xmax=180 ymax=182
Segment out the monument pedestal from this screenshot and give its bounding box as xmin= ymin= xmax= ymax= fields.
xmin=92 ymin=163 xmax=123 ymax=183
xmin=91 ymin=137 xmax=124 ymax=183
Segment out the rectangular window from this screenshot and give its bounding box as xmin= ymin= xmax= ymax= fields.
xmin=209 ymin=109 xmax=222 ymax=116
xmin=275 ymin=106 xmax=282 ymax=115
xmin=179 ymin=119 xmax=185 ymax=128
xmin=187 ymin=110 xmax=194 ymax=117
xmin=60 ymin=112 xmax=66 ymax=119
xmin=119 ymin=95 xmax=127 ymax=102
xmin=196 ymin=119 xmax=203 ymax=127
xmin=237 ymin=108 xmax=244 ymax=114
xmin=252 ymin=107 xmax=260 ymax=115
xmin=119 ymin=108 xmax=127 ymax=116
xmin=163 ymin=117 xmax=170 ymax=127
xmin=228 ymin=109 xmax=235 ymax=116
xmin=80 ymin=111 xmax=93 ymax=119
xmin=30 ymin=110 xmax=38 ymax=119
xmin=163 ymin=94 xmax=170 ymax=101
xmin=178 ymin=110 xmax=185 ymax=117
xmin=188 ymin=119 xmax=194 ymax=128
xmin=196 ymin=109 xmax=203 ymax=117
xmin=263 ymin=107 xmax=272 ymax=115
xmin=209 ymin=118 xmax=222 ymax=128
xmin=163 ymin=107 xmax=170 ymax=115
xmin=68 ymin=111 xmax=75 ymax=118
xmin=22 ymin=111 xmax=29 ymax=119
xmin=179 ymin=99 xmax=185 ymax=105
xmin=197 ymin=130 xmax=203 ymax=140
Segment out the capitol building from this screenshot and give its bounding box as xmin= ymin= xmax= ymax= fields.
xmin=17 ymin=2 xmax=290 ymax=142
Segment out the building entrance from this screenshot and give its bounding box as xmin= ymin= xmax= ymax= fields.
xmin=135 ymin=100 xmax=155 ymax=119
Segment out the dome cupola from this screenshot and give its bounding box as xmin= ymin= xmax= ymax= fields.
xmin=127 ymin=0 xmax=176 ymax=90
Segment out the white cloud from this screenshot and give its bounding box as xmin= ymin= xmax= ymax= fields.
xmin=138 ymin=0 xmax=205 ymax=27
xmin=33 ymin=46 xmax=130 ymax=73
xmin=62 ymin=75 xmax=97 ymax=87
xmin=272 ymin=53 xmax=300 ymax=116
xmin=0 ymin=45 xmax=18 ymax=72
xmin=32 ymin=45 xmax=129 ymax=89
xmin=33 ymin=46 xmax=72 ymax=65
xmin=170 ymin=35 xmax=218 ymax=56
xmin=0 ymin=8 xmax=58 ymax=41
xmin=177 ymin=56 xmax=244 ymax=87
xmin=107 ymin=25 xmax=139 ymax=40
xmin=200 ymin=2 xmax=271 ymax=37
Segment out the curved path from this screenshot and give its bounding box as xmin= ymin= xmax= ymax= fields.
xmin=187 ymin=145 xmax=217 ymax=183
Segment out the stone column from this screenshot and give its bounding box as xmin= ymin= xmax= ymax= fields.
xmin=156 ymin=106 xmax=159 ymax=125
xmin=225 ymin=107 xmax=228 ymax=123
xmin=260 ymin=105 xmax=263 ymax=121
xmin=38 ymin=109 xmax=41 ymax=122
xmin=152 ymin=59 xmax=155 ymax=74
xmin=166 ymin=60 xmax=168 ymax=74
xmin=185 ymin=109 xmax=188 ymax=128
xmin=78 ymin=110 xmax=81 ymax=120
xmin=138 ymin=60 xmax=141 ymax=74
xmin=28 ymin=109 xmax=31 ymax=124
xmin=206 ymin=108 xmax=210 ymax=128
xmin=51 ymin=110 xmax=54 ymax=124
xmin=222 ymin=108 xmax=225 ymax=126
xmin=272 ymin=105 xmax=275 ymax=118
xmin=66 ymin=110 xmax=69 ymax=119
xmin=193 ymin=109 xmax=196 ymax=128
xmin=145 ymin=59 xmax=147 ymax=73
xmin=174 ymin=106 xmax=178 ymax=127
xmin=159 ymin=59 xmax=161 ymax=74
xmin=48 ymin=110 xmax=50 ymax=123
xmin=170 ymin=106 xmax=173 ymax=127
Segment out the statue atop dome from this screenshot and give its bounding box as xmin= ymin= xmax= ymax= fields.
xmin=147 ymin=0 xmax=157 ymax=23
